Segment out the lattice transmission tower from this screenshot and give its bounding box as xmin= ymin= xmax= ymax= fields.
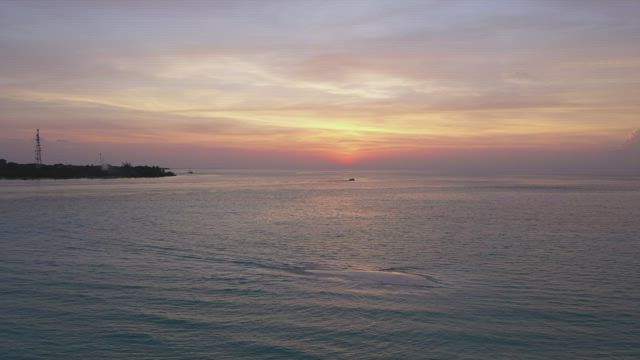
xmin=35 ymin=128 xmax=42 ymax=167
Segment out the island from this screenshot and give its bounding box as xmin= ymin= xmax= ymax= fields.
xmin=0 ymin=159 xmax=176 ymax=179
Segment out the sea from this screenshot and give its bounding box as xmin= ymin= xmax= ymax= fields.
xmin=1 ymin=171 xmax=639 ymax=359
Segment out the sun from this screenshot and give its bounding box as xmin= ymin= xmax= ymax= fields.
xmin=331 ymin=151 xmax=362 ymax=166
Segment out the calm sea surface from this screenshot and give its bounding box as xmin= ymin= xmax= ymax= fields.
xmin=1 ymin=171 xmax=639 ymax=359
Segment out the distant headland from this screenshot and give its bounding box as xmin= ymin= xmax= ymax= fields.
xmin=0 ymin=159 xmax=176 ymax=179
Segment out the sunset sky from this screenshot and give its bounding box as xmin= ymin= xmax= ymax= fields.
xmin=1 ymin=0 xmax=639 ymax=172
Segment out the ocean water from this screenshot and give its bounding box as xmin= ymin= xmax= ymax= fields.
xmin=1 ymin=171 xmax=639 ymax=359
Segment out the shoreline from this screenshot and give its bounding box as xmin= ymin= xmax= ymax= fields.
xmin=0 ymin=160 xmax=176 ymax=180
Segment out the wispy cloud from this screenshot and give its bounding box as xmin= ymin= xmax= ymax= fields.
xmin=1 ymin=0 xmax=639 ymax=171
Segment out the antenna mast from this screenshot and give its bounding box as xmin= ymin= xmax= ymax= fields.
xmin=35 ymin=128 xmax=42 ymax=167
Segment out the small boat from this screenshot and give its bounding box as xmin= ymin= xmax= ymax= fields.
xmin=348 ymin=178 xmax=355 ymax=181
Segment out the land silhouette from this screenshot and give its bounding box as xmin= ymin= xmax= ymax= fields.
xmin=0 ymin=160 xmax=175 ymax=179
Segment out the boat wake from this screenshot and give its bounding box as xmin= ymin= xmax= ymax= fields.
xmin=302 ymin=269 xmax=437 ymax=287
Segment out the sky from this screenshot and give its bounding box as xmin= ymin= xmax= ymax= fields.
xmin=1 ymin=0 xmax=639 ymax=173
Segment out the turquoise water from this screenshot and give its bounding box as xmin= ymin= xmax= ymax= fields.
xmin=1 ymin=171 xmax=639 ymax=359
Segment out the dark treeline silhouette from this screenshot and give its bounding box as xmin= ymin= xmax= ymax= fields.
xmin=0 ymin=159 xmax=176 ymax=179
